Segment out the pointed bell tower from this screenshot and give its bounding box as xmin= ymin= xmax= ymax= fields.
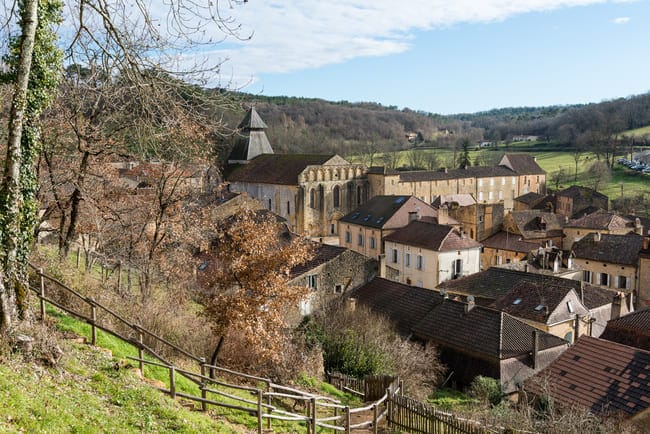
xmin=227 ymin=107 xmax=274 ymax=164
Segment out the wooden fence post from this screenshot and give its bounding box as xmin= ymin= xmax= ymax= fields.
xmin=386 ymin=387 xmax=392 ymax=430
xmin=39 ymin=268 xmax=46 ymax=320
xmin=345 ymin=406 xmax=351 ymax=434
xmin=199 ymin=357 xmax=207 ymax=411
xmin=266 ymin=381 xmax=272 ymax=431
xmin=76 ymin=247 xmax=80 ymax=268
xmin=137 ymin=327 xmax=144 ymax=376
xmin=89 ymin=298 xmax=97 ymax=345
xmin=372 ymin=403 xmax=378 ymax=434
xmin=310 ymin=397 xmax=317 ymax=434
xmin=169 ymin=366 xmax=176 ymax=399
xmin=257 ymin=389 xmax=263 ymax=434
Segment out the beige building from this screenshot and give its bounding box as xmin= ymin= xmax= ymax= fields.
xmin=382 ymin=221 xmax=481 ymax=289
xmin=367 ymin=154 xmax=546 ymax=212
xmin=562 ymin=210 xmax=639 ymax=250
xmin=338 ymin=195 xmax=438 ymax=259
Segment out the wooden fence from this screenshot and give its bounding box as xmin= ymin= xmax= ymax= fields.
xmin=27 ymin=265 xmax=393 ymax=433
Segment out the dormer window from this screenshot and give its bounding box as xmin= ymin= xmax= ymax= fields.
xmin=512 ymin=298 xmax=522 ymax=305
xmin=567 ymin=301 xmax=574 ymax=313
xmin=534 ymin=304 xmax=545 ymax=312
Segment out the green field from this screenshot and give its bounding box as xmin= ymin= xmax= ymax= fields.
xmin=620 ymin=125 xmax=650 ymax=138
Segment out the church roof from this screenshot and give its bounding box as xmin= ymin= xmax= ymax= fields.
xmin=228 ymin=107 xmax=274 ymax=163
xmin=226 ymin=154 xmax=337 ymax=185
xmin=237 ymin=107 xmax=268 ymax=129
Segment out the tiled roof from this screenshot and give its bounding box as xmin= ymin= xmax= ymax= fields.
xmin=601 ymin=310 xmax=650 ymax=351
xmin=572 ymin=233 xmax=644 ymax=266
xmin=290 ymin=243 xmax=347 ymax=277
xmin=339 ymin=195 xmax=433 ymax=229
xmin=491 ymin=283 xmax=588 ymax=324
xmin=579 ymin=284 xmax=616 ymax=310
xmin=625 ymin=214 xmax=650 ymax=237
xmin=384 ymin=221 xmax=480 ymax=252
xmin=531 ymin=194 xmax=557 ymax=212
xmin=438 ymin=268 xmax=611 ymax=311
xmin=525 ymin=336 xmax=650 ymax=416
xmin=367 ymin=166 xmax=399 ymax=175
xmin=565 ymin=210 xmax=633 ymax=230
xmin=226 ymin=154 xmax=337 ymax=185
xmin=431 ymin=194 xmax=477 ymax=208
xmin=481 ymin=231 xmax=542 ymax=253
xmin=399 ymin=165 xmax=515 ymax=182
xmin=509 ymin=210 xmax=565 ymax=239
xmin=350 ymin=277 xmax=566 ymax=359
xmin=412 ymin=300 xmax=567 ymax=360
xmin=557 ymin=185 xmax=608 ymax=201
xmin=500 ymin=154 xmax=546 ymax=175
xmin=349 ymin=278 xmax=443 ymax=335
xmin=515 ymin=192 xmax=545 ymax=205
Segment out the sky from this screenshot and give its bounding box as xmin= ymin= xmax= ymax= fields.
xmin=196 ymin=0 xmax=649 ymax=115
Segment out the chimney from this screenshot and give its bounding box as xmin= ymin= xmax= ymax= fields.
xmin=464 ymin=296 xmax=475 ymax=313
xmin=524 ymin=263 xmax=529 ymax=273
xmin=595 ymin=232 xmax=601 ymax=242
xmin=635 ymin=218 xmax=643 ymax=235
xmin=643 ymin=237 xmax=650 ymax=251
xmin=438 ymin=204 xmax=449 ymax=225
xmin=346 ymin=297 xmax=357 ymax=312
xmin=408 ymin=211 xmax=419 ymax=223
xmin=531 ymin=330 xmax=540 ymax=369
xmin=580 ymin=280 xmax=584 ymax=303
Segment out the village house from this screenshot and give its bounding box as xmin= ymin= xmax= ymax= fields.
xmin=349 ymin=277 xmax=568 ymax=395
xmin=555 ymin=185 xmax=608 ymax=218
xmin=600 ymin=309 xmax=650 ymax=351
xmin=437 ymin=267 xmax=615 ymax=341
xmin=433 ymin=194 xmax=504 ymax=242
xmin=289 ymin=243 xmax=377 ymax=317
xmin=225 ymin=108 xmax=368 ymax=237
xmin=513 ymin=192 xmax=546 ymax=211
xmin=571 ymin=232 xmax=644 ymax=309
xmin=639 ymin=237 xmax=650 ymax=309
xmin=382 ymin=220 xmax=481 ymax=289
xmin=367 ymin=154 xmax=546 ymax=211
xmin=337 ymin=195 xmax=438 ymax=259
xmin=523 ymin=336 xmax=650 ymax=424
xmin=481 ymin=210 xmax=564 ymax=268
xmin=562 ymin=210 xmax=640 ymax=250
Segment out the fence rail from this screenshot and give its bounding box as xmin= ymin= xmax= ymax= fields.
xmin=27 ymin=265 xmax=395 ymax=433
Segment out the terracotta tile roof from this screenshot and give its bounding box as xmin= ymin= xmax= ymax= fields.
xmin=349 ymin=278 xmax=443 ymax=335
xmin=565 ymin=210 xmax=634 ymax=230
xmin=412 ymin=300 xmax=567 ymax=360
xmin=339 ymin=195 xmax=434 ymax=229
xmin=384 ymin=221 xmax=480 ymax=252
xmin=601 ymin=310 xmax=650 ymax=351
xmin=572 ymin=233 xmax=644 ymax=266
xmin=500 ymin=154 xmax=546 ymax=175
xmin=525 ymin=336 xmax=650 ymax=416
xmin=481 ymin=231 xmax=542 ymax=253
xmin=226 ymin=154 xmax=337 ymax=185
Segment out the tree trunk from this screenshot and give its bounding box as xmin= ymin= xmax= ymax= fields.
xmin=0 ymin=0 xmax=39 ymax=332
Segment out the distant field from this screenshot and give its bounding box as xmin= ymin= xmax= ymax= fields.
xmin=620 ymin=125 xmax=650 ymax=138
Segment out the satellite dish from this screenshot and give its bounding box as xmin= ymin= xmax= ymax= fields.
xmin=467 ymin=295 xmax=475 ymax=303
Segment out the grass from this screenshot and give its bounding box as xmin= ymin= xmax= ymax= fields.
xmin=0 ymin=337 xmax=241 ymax=433
xmin=620 ymin=125 xmax=650 ymax=138
xmin=429 ymin=388 xmax=476 ymax=411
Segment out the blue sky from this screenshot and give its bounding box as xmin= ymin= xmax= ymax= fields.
xmin=197 ymin=1 xmax=650 ymax=114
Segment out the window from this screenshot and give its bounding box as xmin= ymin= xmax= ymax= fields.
xmin=331 ymin=223 xmax=335 ymax=235
xmin=600 ymin=272 xmax=610 ymax=287
xmin=478 ymin=179 xmax=483 ymax=187
xmin=567 ymin=301 xmax=574 ymax=313
xmin=287 ymin=201 xmax=291 ymax=215
xmin=307 ymin=275 xmax=317 ymax=291
xmin=335 ymin=284 xmax=343 ymax=294
xmin=309 ymin=189 xmax=316 ymax=208
xmin=564 ymin=331 xmax=573 ymax=344
xmin=478 ymin=191 xmax=484 ymax=201
xmin=617 ymin=275 xmax=628 ymax=289
xmin=488 ymin=191 xmax=493 ymax=200
xmin=479 ymin=215 xmax=484 ymax=223
xmin=501 ymin=177 xmax=506 ymax=185
xmin=453 ymin=259 xmax=462 ymax=278
xmin=345 ymin=231 xmax=352 ymax=243
xmin=405 ymin=253 xmax=411 ymax=267
xmin=583 ymin=270 xmax=592 ymax=283
xmin=512 ymin=177 xmax=516 ymax=185
xmin=496 ymin=256 xmax=503 ymax=265
xmin=267 ymin=198 xmax=272 ymax=210
xmin=357 ymin=234 xmax=364 ymax=247
xmin=357 ymin=186 xmax=363 ymax=205
xmin=391 ymin=249 xmax=398 ymax=264
xmin=490 ymin=178 xmax=494 ymax=186
xmin=416 ymin=255 xmax=424 ymax=270
xmin=370 ymin=237 xmax=376 ymax=250
xmin=333 ymin=185 xmax=340 ymax=208
xmin=498 ymin=190 xmax=503 ymax=200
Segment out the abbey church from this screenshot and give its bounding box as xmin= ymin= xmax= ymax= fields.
xmin=225 ymin=108 xmax=546 ymax=238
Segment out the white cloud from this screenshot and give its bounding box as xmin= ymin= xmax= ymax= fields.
xmin=612 ymin=16 xmax=631 ymax=24
xmin=64 ymin=1 xmax=620 ymax=87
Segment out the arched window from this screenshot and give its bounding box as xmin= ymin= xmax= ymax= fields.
xmin=333 ymin=185 xmax=340 ymax=208
xmin=356 ymin=185 xmax=363 ymax=205
xmin=309 ymin=188 xmax=316 ymax=209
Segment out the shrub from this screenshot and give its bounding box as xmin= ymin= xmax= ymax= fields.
xmin=469 ymin=375 xmax=502 ymax=406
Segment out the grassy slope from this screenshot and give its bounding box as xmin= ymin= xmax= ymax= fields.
xmin=620 ymin=125 xmax=650 ymax=138
xmin=0 ymin=337 xmax=242 ymax=433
